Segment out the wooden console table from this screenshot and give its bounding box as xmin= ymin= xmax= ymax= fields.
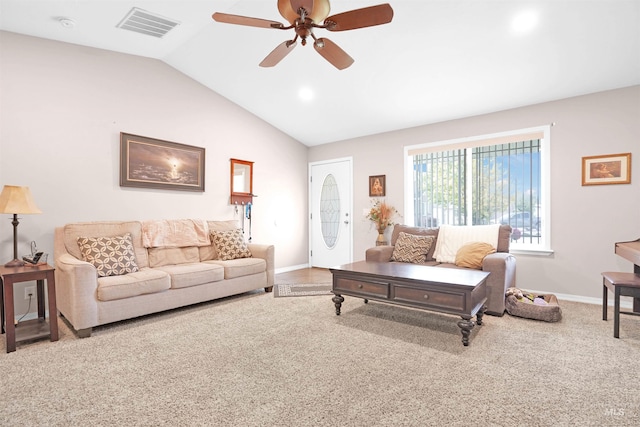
xmin=330 ymin=261 xmax=489 ymax=346
xmin=0 ymin=264 xmax=58 ymax=352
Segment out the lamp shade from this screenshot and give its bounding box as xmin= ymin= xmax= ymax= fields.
xmin=0 ymin=185 xmax=42 ymax=214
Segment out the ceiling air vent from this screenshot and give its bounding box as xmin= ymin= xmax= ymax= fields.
xmin=116 ymin=7 xmax=180 ymax=38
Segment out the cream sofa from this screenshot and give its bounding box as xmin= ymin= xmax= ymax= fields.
xmin=53 ymin=219 xmax=274 ymax=337
xmin=365 ymin=224 xmax=516 ymax=316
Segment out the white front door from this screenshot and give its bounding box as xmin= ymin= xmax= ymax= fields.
xmin=309 ymin=158 xmax=352 ymax=268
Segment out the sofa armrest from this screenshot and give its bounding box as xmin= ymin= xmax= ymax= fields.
xmin=54 ymin=253 xmax=100 ymax=331
xmin=248 ymin=243 xmax=275 ymax=287
xmin=365 ymin=245 xmax=394 ymax=262
xmin=482 ymin=252 xmax=516 ymax=316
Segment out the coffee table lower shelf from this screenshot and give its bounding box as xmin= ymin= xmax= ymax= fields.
xmin=330 ymin=262 xmax=489 ymax=346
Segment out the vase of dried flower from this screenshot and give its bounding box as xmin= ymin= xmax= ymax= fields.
xmin=376 ymin=227 xmax=388 ymax=246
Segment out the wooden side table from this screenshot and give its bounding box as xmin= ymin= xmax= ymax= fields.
xmin=0 ymin=264 xmax=59 ymax=352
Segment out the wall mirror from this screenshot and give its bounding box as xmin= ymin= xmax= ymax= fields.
xmin=230 ymin=158 xmax=254 ymax=205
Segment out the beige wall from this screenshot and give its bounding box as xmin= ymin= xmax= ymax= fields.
xmin=309 ymin=85 xmax=640 ymax=302
xmin=0 ymin=32 xmax=310 ymax=314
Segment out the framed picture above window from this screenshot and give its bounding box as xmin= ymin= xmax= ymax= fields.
xmin=120 ymin=133 xmax=205 ymax=192
xmin=581 ymin=153 xmax=631 ymax=186
xmin=369 ymin=175 xmax=385 ymax=197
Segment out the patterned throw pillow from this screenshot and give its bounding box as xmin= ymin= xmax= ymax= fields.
xmin=211 ymin=229 xmax=252 ymax=261
xmin=77 ymin=233 xmax=139 ymax=277
xmin=391 ymin=232 xmax=435 ymax=263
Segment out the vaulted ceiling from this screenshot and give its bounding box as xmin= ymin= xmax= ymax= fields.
xmin=1 ymin=1 xmax=638 ymax=146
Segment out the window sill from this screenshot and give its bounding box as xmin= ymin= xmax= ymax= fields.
xmin=510 ymin=247 xmax=554 ymax=256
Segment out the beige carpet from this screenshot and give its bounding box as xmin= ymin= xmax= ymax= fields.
xmin=1 ymin=290 xmax=639 ymax=426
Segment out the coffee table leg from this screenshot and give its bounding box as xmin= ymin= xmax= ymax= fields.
xmin=457 ymin=316 xmax=475 ymax=346
xmin=476 ymin=305 xmax=486 ymax=326
xmin=332 ymin=294 xmax=344 ymax=315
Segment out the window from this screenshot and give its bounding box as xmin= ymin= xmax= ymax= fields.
xmin=405 ymin=126 xmax=551 ymax=252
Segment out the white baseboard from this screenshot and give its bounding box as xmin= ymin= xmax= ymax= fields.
xmin=529 ymin=289 xmax=634 ymax=309
xmin=275 ymin=264 xmax=309 ymax=274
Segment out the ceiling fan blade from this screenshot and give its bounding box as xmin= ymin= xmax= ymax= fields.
xmin=259 ymin=40 xmax=298 ymax=67
xmin=325 ymin=4 xmax=393 ymax=31
xmin=313 ymin=38 xmax=354 ymax=70
xmin=212 ymin=12 xmax=283 ymax=29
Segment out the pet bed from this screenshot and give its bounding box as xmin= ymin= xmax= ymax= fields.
xmin=505 ymin=288 xmax=562 ymax=322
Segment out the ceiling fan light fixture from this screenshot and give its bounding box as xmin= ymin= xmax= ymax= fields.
xmin=278 ymin=0 xmax=331 ymax=25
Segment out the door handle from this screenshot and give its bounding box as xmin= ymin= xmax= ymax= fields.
xmin=344 ymin=220 xmax=350 ymax=225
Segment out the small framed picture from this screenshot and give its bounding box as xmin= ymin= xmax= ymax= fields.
xmin=369 ymin=175 xmax=386 ymax=197
xmin=581 ymin=153 xmax=631 ymax=186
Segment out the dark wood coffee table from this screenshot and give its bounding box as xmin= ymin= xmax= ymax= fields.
xmin=330 ymin=261 xmax=489 ymax=346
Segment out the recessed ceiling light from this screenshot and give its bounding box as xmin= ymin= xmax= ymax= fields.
xmin=511 ymin=10 xmax=538 ymax=34
xmin=298 ymin=87 xmax=314 ymax=102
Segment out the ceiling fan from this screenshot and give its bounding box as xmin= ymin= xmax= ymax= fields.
xmin=212 ymin=0 xmax=394 ymax=70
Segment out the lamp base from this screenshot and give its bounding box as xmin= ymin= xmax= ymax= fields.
xmin=4 ymin=258 xmax=25 ymax=268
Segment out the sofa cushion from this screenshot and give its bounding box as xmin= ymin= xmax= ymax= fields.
xmin=154 ymin=263 xmax=225 ymax=289
xmin=206 ymin=257 xmax=266 ymax=280
xmin=77 ymin=233 xmax=139 ymax=277
xmin=390 ymin=232 xmax=435 ymax=264
xmin=97 ymin=268 xmax=170 ymax=301
xmin=198 ymin=245 xmax=217 ymax=262
xmin=211 ymin=228 xmax=252 ymax=261
xmin=391 ymin=225 xmax=439 ymax=261
xmin=148 ymin=246 xmax=200 ymax=268
xmin=454 ymin=242 xmax=496 ymax=269
xmin=208 ymin=220 xmax=240 ymax=231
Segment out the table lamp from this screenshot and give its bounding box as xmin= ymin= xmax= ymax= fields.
xmin=0 ymin=185 xmax=42 ymax=267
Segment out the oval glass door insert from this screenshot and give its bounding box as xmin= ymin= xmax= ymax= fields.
xmin=320 ymin=174 xmax=340 ymax=248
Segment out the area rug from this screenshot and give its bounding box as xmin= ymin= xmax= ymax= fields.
xmin=273 ymin=283 xmax=332 ymax=297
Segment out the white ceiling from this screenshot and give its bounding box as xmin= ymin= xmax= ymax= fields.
xmin=1 ymin=0 xmax=639 ymax=146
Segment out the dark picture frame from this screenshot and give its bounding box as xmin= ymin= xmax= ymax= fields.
xmin=581 ymin=153 xmax=631 ymax=186
xmin=369 ymin=175 xmax=386 ymax=197
xmin=120 ymin=132 xmax=205 ymax=192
